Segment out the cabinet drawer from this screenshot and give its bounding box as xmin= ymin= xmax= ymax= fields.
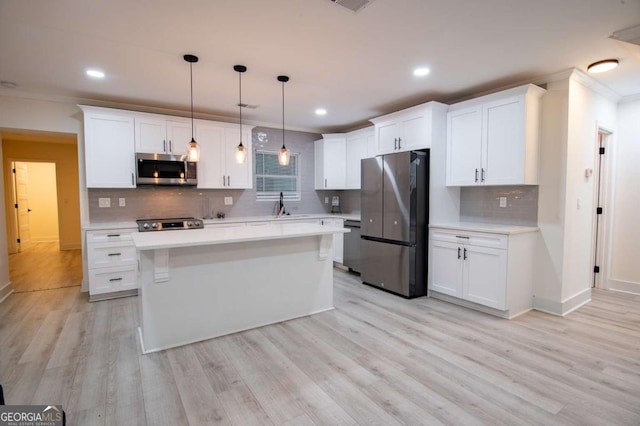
xmin=86 ymin=229 xmax=135 ymax=244
xmin=88 ymin=243 xmax=137 ymax=269
xmin=89 ymin=266 xmax=138 ymax=295
xmin=430 ymin=229 xmax=508 ymax=249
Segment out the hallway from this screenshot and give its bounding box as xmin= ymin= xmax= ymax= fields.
xmin=9 ymin=242 xmax=82 ymax=293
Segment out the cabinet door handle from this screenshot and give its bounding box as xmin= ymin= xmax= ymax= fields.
xmin=481 ymin=168 xmax=485 ymax=182
xmin=163 ymin=140 xmax=166 ymax=152
xmin=108 ymin=253 xmax=122 ymax=257
xmin=394 ymin=138 xmax=398 ymax=150
xmin=227 ymin=176 xmax=230 ymax=186
xmin=325 ymin=178 xmax=327 ymax=188
xmin=169 ymin=140 xmax=172 ymax=153
xmin=457 ymin=247 xmax=461 ymax=259
xmin=475 ymin=168 xmax=479 ymax=182
xmin=109 ymin=277 xmax=123 ymax=282
xmin=455 ymin=235 xmax=469 ymax=239
xmin=131 ymin=173 xmax=134 ymax=186
xmin=397 ymin=137 xmax=401 ymax=149
xmin=107 ymin=234 xmax=120 ymax=238
xmin=223 ymin=176 xmax=226 ymax=186
xmin=463 ymin=248 xmax=467 ymax=260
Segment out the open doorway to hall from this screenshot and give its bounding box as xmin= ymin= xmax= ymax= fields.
xmin=2 ymin=133 xmax=82 ymax=293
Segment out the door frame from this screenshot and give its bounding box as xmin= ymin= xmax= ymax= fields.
xmin=590 ymin=125 xmax=615 ymax=290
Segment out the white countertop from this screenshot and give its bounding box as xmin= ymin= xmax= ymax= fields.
xmin=132 ymin=222 xmax=349 ymax=250
xmin=85 ymin=213 xmax=360 ymax=232
xmin=430 ymin=222 xmax=539 ymax=235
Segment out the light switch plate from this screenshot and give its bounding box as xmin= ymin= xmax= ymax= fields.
xmin=499 ymin=197 xmax=507 ymax=208
xmin=224 ymin=197 xmax=233 ymax=206
xmin=98 ymin=197 xmax=111 ymax=208
xmin=118 ymin=198 xmax=126 ymax=207
xmin=325 ymin=197 xmax=329 ymax=204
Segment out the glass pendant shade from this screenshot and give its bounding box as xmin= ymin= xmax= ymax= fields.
xmin=187 ymin=138 xmax=200 ymax=162
xmin=184 ymin=54 xmax=200 ymax=162
xmin=235 ymin=142 xmax=247 ymax=164
xmin=277 ymin=75 xmax=290 ymax=166
xmin=278 ymin=145 xmax=290 ymax=166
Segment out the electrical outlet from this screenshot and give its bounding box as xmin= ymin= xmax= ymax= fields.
xmin=98 ymin=198 xmax=111 ymax=208
xmin=325 ymin=197 xmax=329 ymax=204
xmin=499 ymin=197 xmax=507 ymax=208
xmin=118 ymin=198 xmax=126 ymax=207
xmin=224 ymin=197 xmax=233 ymax=206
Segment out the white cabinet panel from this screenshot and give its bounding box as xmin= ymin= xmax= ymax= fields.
xmin=345 ymin=128 xmax=372 ymax=189
xmin=315 ymin=135 xmax=346 ymax=190
xmin=86 ymin=228 xmax=137 ymax=297
xmin=81 ymin=106 xmax=136 ymax=188
xmin=135 ymin=115 xmax=192 ymax=154
xmin=429 ymin=227 xmax=536 ymax=318
xmin=446 ymin=84 xmax=545 ymax=187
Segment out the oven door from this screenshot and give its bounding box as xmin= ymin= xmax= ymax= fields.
xmin=136 ymin=153 xmax=197 ymax=186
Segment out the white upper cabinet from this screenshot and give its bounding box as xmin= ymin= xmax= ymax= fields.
xmin=345 ymin=127 xmax=374 ymax=189
xmin=134 ymin=113 xmax=192 ymax=155
xmin=196 ymin=121 xmax=253 ymax=189
xmin=80 ymin=105 xmax=136 ymax=188
xmin=446 ymin=84 xmax=546 ymax=186
xmin=315 ymin=134 xmax=346 ymax=190
xmin=370 ymin=102 xmax=448 ymax=155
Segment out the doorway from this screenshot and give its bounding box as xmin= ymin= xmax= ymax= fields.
xmin=2 ymin=133 xmax=82 ymax=294
xmin=592 ymin=129 xmax=611 ymax=289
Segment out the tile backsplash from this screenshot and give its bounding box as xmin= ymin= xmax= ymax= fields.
xmin=88 ymin=126 xmax=361 ymax=222
xmin=460 ymin=185 xmax=538 ymax=226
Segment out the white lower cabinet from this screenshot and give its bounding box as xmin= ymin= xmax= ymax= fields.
xmin=429 ymin=226 xmax=536 ymax=318
xmin=86 ymin=228 xmax=138 ymax=299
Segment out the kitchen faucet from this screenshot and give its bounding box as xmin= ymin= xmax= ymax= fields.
xmin=275 ymin=191 xmax=286 ymax=217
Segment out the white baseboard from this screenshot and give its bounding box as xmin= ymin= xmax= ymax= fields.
xmin=0 ymin=281 xmax=14 ymax=303
xmin=533 ymin=287 xmax=592 ymax=316
xmin=608 ymin=278 xmax=640 ymax=295
xmin=60 ymin=243 xmax=81 ymax=250
xmin=32 ymin=237 xmax=60 ymax=243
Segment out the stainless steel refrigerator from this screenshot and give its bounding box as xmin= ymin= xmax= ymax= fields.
xmin=360 ymin=150 xmax=428 ymax=298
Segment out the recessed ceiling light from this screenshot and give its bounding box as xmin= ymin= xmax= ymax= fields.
xmin=413 ymin=67 xmax=430 ymax=77
xmin=315 ymin=108 xmax=327 ymax=116
xmin=86 ymin=69 xmax=105 ymax=79
xmin=587 ymin=59 xmax=619 ymax=74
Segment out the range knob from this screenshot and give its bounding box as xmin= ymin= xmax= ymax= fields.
xmin=143 ymin=223 xmax=150 ymax=229
xmin=194 ymin=222 xmax=201 ymax=227
xmin=187 ymin=221 xmax=194 ymax=227
xmin=151 ymin=223 xmax=158 ymax=229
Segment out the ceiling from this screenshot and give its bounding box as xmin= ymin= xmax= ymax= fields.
xmin=1 ymin=0 xmax=639 ymax=134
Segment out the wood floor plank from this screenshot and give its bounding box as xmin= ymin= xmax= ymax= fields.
xmin=2 ymin=269 xmax=640 ymax=425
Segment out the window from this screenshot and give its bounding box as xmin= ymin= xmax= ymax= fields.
xmin=255 ymin=150 xmax=300 ymax=201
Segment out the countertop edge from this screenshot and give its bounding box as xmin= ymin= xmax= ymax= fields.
xmin=429 ymin=222 xmax=539 ymax=235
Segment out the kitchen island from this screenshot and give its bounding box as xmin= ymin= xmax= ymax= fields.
xmin=132 ymin=223 xmax=349 ymax=353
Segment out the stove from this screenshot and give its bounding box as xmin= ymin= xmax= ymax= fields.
xmin=136 ymin=217 xmax=204 ymax=232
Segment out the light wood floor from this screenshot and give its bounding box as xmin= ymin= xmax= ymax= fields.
xmin=8 ymin=242 xmax=82 ymax=293
xmin=1 ymin=269 xmax=639 ymax=425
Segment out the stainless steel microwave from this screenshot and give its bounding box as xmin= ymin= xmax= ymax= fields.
xmin=135 ymin=153 xmax=197 ymax=186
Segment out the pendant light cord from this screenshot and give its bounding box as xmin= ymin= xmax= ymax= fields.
xmin=239 ymin=69 xmax=242 ymax=145
xmin=281 ymin=79 xmax=285 ymax=148
xmin=190 ymin=61 xmax=194 ymax=139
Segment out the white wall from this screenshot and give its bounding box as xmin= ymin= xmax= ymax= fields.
xmin=0 ymin=95 xmax=88 ymax=293
xmin=535 ymin=71 xmax=619 ymax=314
xmin=608 ymin=99 xmax=640 ymax=293
xmin=561 ymin=76 xmax=617 ymax=302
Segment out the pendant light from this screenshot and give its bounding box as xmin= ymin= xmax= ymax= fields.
xmin=277 ymin=75 xmax=290 ymax=166
xmin=234 ymin=65 xmax=248 ymax=164
xmin=184 ymin=54 xmax=200 ymax=162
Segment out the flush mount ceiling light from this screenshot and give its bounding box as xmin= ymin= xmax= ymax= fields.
xmin=86 ymin=69 xmax=105 ymax=79
xmin=315 ymin=108 xmax=327 ymax=116
xmin=413 ymin=67 xmax=430 ymax=77
xmin=234 ymin=65 xmax=248 ymax=164
xmin=184 ymin=54 xmax=200 ymax=162
xmin=587 ymin=59 xmax=619 ymax=74
xmin=277 ymin=75 xmax=290 ymax=166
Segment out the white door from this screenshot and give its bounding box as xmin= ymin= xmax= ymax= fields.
xmin=463 ymin=245 xmax=507 ymax=310
xmin=447 ymin=106 xmax=482 ymax=186
xmin=429 ymin=239 xmax=463 ymax=297
xmin=13 ymin=162 xmax=32 ymax=252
